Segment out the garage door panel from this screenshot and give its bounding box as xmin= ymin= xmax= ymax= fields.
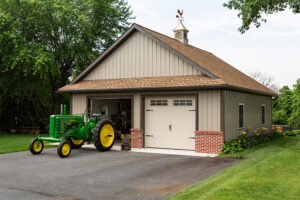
xmin=145 ymin=96 xmax=196 ymax=150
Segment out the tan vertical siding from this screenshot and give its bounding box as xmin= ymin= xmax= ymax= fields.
xmin=224 ymin=90 xmax=272 ymax=141
xmin=71 ymin=94 xmax=86 ymax=114
xmin=133 ymin=94 xmax=141 ymax=128
xmin=71 ymin=90 xmax=223 ymax=133
xmin=198 ymin=90 xmax=221 ymax=131
xmin=84 ymin=31 xmax=202 ymax=80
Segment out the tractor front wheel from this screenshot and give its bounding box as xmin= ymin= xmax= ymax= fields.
xmin=57 ymin=140 xmax=72 ymax=158
xmin=29 ymin=138 xmax=44 ymax=155
xmin=93 ymin=120 xmax=116 ymax=151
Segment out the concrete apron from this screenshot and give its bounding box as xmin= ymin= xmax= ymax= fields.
xmin=131 ymin=148 xmax=218 ymax=157
xmin=49 ymin=143 xmax=217 ymax=157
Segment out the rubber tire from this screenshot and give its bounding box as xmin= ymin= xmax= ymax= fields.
xmin=29 ymin=138 xmax=44 ymax=155
xmin=67 ymin=137 xmax=84 ymax=149
xmin=57 ymin=140 xmax=72 ymax=158
xmin=93 ymin=120 xmax=116 ymax=151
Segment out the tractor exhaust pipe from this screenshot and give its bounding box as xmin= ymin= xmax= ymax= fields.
xmin=60 ymin=104 xmax=63 ymax=115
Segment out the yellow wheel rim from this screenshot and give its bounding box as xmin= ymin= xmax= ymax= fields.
xmin=61 ymin=143 xmax=71 ymax=156
xmin=71 ymin=138 xmax=84 ymax=145
xmin=33 ymin=141 xmax=42 ymax=152
xmin=100 ymin=124 xmax=114 ymax=147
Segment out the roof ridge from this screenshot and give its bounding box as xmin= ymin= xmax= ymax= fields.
xmin=133 ymin=23 xmax=213 ymax=55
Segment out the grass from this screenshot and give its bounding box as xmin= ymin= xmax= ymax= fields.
xmin=0 ymin=133 xmax=57 ymax=154
xmin=166 ymin=136 xmax=300 ymax=200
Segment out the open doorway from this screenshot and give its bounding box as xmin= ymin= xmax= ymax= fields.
xmin=88 ymin=98 xmax=132 ymax=140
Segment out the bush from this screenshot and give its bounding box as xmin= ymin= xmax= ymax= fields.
xmin=284 ymin=131 xmax=297 ymax=136
xmin=222 ymin=139 xmax=243 ymax=154
xmin=293 ymin=129 xmax=300 ymax=135
xmin=222 ymin=127 xmax=283 ymax=154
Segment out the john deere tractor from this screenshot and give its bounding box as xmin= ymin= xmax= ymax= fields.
xmin=29 ymin=105 xmax=115 ymax=158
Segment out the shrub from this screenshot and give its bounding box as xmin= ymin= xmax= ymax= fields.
xmin=284 ymin=131 xmax=297 ymax=136
xmin=222 ymin=127 xmax=283 ymax=154
xmin=222 ymin=139 xmax=243 ymax=154
xmin=293 ymin=129 xmax=300 ymax=135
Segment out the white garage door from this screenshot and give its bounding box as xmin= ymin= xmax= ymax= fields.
xmin=145 ymin=96 xmax=196 ymax=150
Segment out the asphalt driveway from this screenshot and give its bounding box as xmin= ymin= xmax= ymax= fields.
xmin=0 ymin=148 xmax=239 ymax=200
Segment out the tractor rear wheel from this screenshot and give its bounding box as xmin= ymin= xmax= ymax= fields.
xmin=29 ymin=138 xmax=44 ymax=155
xmin=57 ymin=140 xmax=72 ymax=158
xmin=93 ymin=120 xmax=116 ymax=151
xmin=68 ymin=137 xmax=84 ymax=149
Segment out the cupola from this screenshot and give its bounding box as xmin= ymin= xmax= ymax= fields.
xmin=173 ymin=9 xmax=189 ymax=45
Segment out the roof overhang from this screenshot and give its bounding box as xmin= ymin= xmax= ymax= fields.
xmin=58 ymin=84 xmax=275 ymax=96
xmin=57 ymin=84 xmax=228 ymax=94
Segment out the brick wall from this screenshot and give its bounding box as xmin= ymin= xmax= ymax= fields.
xmin=194 ymin=131 xmax=224 ymax=154
xmin=130 ymin=128 xmax=143 ymax=148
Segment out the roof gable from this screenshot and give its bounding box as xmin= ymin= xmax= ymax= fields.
xmin=83 ymin=30 xmax=204 ymax=81
xmin=71 ymin=24 xmax=216 ymax=84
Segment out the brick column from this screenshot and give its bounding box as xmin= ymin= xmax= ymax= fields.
xmin=130 ymin=128 xmax=143 ymax=148
xmin=194 ymin=131 xmax=224 ymax=154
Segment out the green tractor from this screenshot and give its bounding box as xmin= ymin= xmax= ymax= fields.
xmin=29 ymin=105 xmax=115 ymax=158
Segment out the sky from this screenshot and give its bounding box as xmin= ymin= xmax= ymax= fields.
xmin=126 ymin=0 xmax=300 ymax=88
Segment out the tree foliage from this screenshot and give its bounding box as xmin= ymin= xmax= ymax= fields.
xmin=0 ymin=0 xmax=133 ymax=130
xmin=289 ymin=79 xmax=300 ymax=128
xmin=272 ymin=86 xmax=293 ymax=125
xmin=272 ymin=79 xmax=300 ymax=128
xmin=224 ymin=0 xmax=300 ymax=33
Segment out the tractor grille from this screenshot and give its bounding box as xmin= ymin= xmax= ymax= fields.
xmin=50 ymin=116 xmax=62 ymax=138
xmin=53 ymin=118 xmax=61 ymax=131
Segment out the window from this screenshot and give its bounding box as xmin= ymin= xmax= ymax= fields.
xmin=238 ymin=103 xmax=244 ymax=128
xmin=150 ymin=100 xmax=168 ymax=106
xmin=173 ymin=99 xmax=193 ymax=106
xmin=261 ymin=104 xmax=266 ymax=124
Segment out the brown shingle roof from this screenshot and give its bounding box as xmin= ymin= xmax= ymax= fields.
xmin=59 ymin=75 xmax=226 ymax=92
xmin=138 ymin=25 xmax=276 ymax=95
xmin=59 ymin=24 xmax=276 ymax=96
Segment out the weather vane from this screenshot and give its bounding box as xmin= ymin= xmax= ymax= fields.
xmin=176 ymin=9 xmax=184 ymax=22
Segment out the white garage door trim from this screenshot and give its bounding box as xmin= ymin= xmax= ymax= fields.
xmin=144 ymin=95 xmax=198 ymax=151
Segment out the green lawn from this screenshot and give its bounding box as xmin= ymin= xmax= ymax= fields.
xmin=0 ymin=133 xmax=56 ymax=154
xmin=166 ymin=136 xmax=300 ymax=200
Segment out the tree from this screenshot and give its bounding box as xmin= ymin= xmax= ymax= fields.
xmin=272 ymin=86 xmax=293 ymax=125
xmin=224 ymin=0 xmax=300 ymax=33
xmin=0 ymin=0 xmax=133 ymax=130
xmin=249 ymin=71 xmax=279 ymax=93
xmin=272 ymin=80 xmax=300 ymax=128
xmin=289 ymin=79 xmax=300 ymax=128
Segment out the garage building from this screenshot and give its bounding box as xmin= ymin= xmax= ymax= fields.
xmin=58 ymin=22 xmax=276 ymax=154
